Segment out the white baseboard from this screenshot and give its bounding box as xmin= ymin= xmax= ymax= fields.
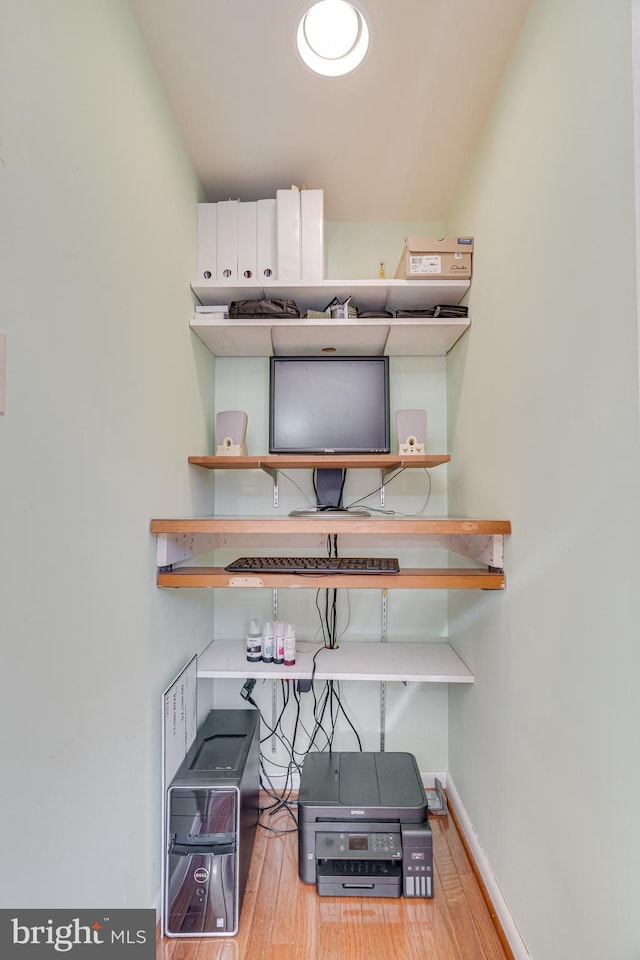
xmin=445 ymin=776 xmax=530 ymax=960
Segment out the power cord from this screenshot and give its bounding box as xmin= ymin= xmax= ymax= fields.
xmin=345 ymin=466 xmax=433 ymax=516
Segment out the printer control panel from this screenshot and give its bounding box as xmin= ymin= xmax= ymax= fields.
xmin=316 ymin=830 xmax=402 ymax=860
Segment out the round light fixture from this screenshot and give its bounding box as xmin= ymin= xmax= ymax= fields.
xmin=296 ymin=1 xmax=370 ymax=77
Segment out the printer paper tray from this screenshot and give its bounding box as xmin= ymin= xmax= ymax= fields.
xmin=316 ymin=859 xmax=402 ymax=898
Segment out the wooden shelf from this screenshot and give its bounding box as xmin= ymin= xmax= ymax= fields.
xmin=187 ymin=453 xmax=450 ymax=472
xmin=196 ymin=639 xmax=474 ymax=684
xmin=150 ymin=515 xmax=509 ymax=577
xmin=150 ymin=516 xmax=510 ymax=537
xmin=190 ymin=279 xmax=470 ymax=356
xmin=157 ymin=566 xmax=506 ymax=590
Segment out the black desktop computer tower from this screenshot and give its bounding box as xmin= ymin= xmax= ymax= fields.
xmin=164 ymin=709 xmax=260 ymax=937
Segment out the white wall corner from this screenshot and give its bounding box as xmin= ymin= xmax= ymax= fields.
xmin=445 ymin=776 xmax=530 ymax=960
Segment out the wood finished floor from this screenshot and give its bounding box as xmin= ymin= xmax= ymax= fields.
xmin=157 ymin=796 xmax=512 ymax=960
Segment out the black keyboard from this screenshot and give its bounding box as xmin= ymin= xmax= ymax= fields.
xmin=224 ymin=556 xmax=400 ymax=574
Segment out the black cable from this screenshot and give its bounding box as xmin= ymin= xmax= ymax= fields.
xmin=328 ymin=681 xmax=363 ymax=751
xmin=243 ymin=684 xmax=300 ymax=830
xmin=344 ymin=465 xmax=433 ymax=516
xmin=242 ymin=536 xmax=365 ymax=826
xmin=344 ymin=466 xmax=405 ymax=510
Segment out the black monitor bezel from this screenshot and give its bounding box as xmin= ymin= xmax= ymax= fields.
xmin=268 ymin=355 xmax=391 ymax=455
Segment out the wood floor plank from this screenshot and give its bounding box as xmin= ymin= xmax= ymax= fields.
xmin=358 ymin=900 xmax=405 ymax=960
xmin=270 ymin=808 xmax=316 ymax=957
xmin=240 ymin=827 xmax=286 ymax=959
xmin=377 ymin=897 xmax=408 ymax=958
xmin=316 ymin=899 xmax=345 ymax=960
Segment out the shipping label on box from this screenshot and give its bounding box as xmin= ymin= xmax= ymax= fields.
xmin=395 ymin=236 xmax=473 ymax=280
xmin=409 ymin=254 xmax=445 ymax=275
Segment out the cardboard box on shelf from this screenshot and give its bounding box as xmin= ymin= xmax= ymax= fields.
xmin=395 ymin=236 xmax=473 ymax=280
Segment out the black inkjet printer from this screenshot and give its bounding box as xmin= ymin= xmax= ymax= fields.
xmin=297 ymin=751 xmax=433 ymax=898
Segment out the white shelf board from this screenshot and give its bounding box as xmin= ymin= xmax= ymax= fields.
xmin=196 ymin=639 xmax=474 ymax=684
xmin=191 ymin=278 xmax=470 ymax=314
xmin=384 ymin=316 xmax=470 ymax=356
xmin=190 ymin=314 xmax=470 ymax=357
xmin=270 ymin=318 xmax=390 ymax=356
xmin=190 ymin=317 xmax=274 ymax=357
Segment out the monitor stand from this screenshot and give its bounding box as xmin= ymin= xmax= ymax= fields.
xmin=288 ymin=467 xmax=371 ymax=518
xmin=289 ymin=507 xmax=371 ymax=518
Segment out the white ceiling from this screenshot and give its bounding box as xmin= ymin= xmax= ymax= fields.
xmin=129 ymin=0 xmax=530 ymax=222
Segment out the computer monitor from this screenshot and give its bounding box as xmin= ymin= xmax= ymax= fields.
xmin=269 ymin=356 xmax=390 ymax=455
xmin=269 ymin=356 xmax=390 ymax=516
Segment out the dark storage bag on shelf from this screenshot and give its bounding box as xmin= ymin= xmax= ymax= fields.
xmin=433 ymin=304 xmax=468 ymax=317
xmin=229 ymin=298 xmax=300 ymax=318
xmin=394 ymin=305 xmax=469 ymax=318
xmin=395 ymin=308 xmax=436 ymax=317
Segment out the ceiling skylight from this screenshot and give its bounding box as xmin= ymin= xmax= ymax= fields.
xmin=296 ymin=1 xmax=370 ymax=77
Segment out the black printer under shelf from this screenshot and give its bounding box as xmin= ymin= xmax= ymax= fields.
xmin=297 ymin=751 xmax=433 ymax=899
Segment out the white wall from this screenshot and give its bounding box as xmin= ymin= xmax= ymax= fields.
xmin=325 ymin=220 xmax=445 ymax=279
xmin=446 ymin=1 xmax=640 ymax=958
xmin=0 ymin=1 xmax=214 ymax=907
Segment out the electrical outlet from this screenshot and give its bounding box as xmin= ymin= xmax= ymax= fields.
xmin=0 ymin=332 xmax=6 ymax=415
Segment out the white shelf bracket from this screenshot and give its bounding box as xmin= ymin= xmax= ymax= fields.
xmin=260 ymin=465 xmax=279 ymax=508
xmin=155 ymin=532 xmax=219 ymax=568
xmin=380 ymin=463 xmax=405 ymax=507
xmin=441 ymin=534 xmax=505 ymax=569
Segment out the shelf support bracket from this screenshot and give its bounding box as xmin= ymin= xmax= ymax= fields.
xmin=440 ymin=534 xmax=505 ymax=569
xmin=260 ymin=465 xmax=279 ymax=508
xmin=380 ymin=463 xmax=406 ymax=507
xmin=380 ymin=680 xmax=386 ymax=752
xmin=380 ymin=589 xmax=388 ymax=751
xmin=155 ymin=532 xmax=219 ymax=567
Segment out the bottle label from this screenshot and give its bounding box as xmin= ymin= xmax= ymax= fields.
xmin=247 ymin=640 xmax=262 ymax=662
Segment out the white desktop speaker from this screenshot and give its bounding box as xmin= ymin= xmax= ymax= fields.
xmin=396 ymin=409 xmax=426 ymax=455
xmin=216 ymin=410 xmax=248 ymax=456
